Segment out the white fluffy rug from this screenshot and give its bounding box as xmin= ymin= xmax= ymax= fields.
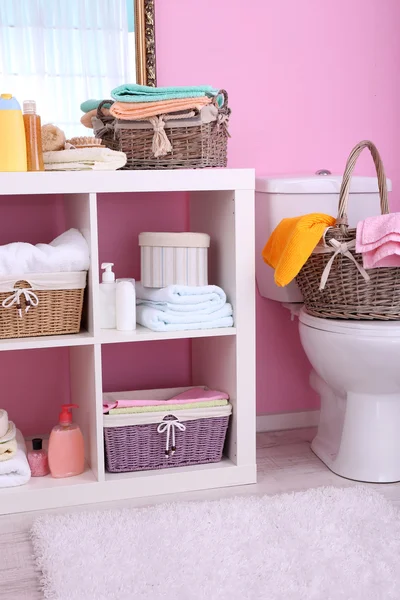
xmin=32 ymin=486 xmax=400 ymax=600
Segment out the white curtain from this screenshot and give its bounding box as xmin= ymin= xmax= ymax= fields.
xmin=0 ymin=0 xmax=134 ymax=137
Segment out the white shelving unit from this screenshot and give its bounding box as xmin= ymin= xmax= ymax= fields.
xmin=0 ymin=169 xmax=256 ymax=515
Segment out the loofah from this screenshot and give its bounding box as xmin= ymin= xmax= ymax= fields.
xmin=41 ymin=124 xmax=66 ymax=152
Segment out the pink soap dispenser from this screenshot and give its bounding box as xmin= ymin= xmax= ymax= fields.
xmin=48 ymin=403 xmax=85 ymax=478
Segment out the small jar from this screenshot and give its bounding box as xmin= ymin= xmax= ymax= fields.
xmin=28 ymin=438 xmax=50 ymax=477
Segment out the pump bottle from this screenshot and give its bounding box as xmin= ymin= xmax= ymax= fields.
xmin=100 ymin=262 xmax=117 ymax=329
xmin=48 ymin=404 xmax=85 ymax=478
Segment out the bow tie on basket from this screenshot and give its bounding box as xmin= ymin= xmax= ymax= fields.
xmin=157 ymin=416 xmax=186 ymax=458
xmin=2 ymin=287 xmax=39 ymax=319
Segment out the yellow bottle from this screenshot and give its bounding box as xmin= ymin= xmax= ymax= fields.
xmin=0 ymin=94 xmax=27 ymax=172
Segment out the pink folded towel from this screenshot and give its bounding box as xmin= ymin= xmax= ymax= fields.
xmin=103 ymin=387 xmax=229 ymax=413
xmin=356 ymin=214 xmax=400 ymax=268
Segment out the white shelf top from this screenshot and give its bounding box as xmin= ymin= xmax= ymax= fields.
xmin=99 ymin=325 xmax=237 ymax=344
xmin=0 ymin=330 xmax=94 ymax=352
xmin=0 ymin=169 xmax=255 ymax=196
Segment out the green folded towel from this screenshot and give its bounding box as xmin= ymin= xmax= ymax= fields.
xmin=110 ymin=83 xmax=218 ymax=104
xmin=108 ymin=399 xmax=228 ymax=415
xmin=80 ymin=99 xmax=112 ymax=113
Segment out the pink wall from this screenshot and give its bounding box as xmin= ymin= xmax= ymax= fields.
xmin=156 ymin=0 xmax=400 ymax=414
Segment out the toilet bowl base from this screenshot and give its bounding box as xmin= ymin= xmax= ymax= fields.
xmin=310 ymin=437 xmax=400 ymax=484
xmin=310 ymin=372 xmax=400 ymax=483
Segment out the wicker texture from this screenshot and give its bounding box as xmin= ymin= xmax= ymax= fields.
xmin=104 ymin=415 xmax=230 ymax=473
xmin=296 ymin=140 xmax=400 ymax=320
xmin=95 ymin=90 xmax=230 ymax=170
xmin=0 ymin=280 xmax=84 ymax=339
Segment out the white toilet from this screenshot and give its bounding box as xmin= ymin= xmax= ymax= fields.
xmin=256 ymin=173 xmax=400 ymax=483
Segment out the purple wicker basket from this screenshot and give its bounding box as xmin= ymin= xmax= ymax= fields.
xmin=104 ymin=413 xmax=230 ymax=473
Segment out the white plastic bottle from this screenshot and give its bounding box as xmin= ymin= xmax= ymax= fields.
xmin=116 ymin=278 xmax=136 ymax=331
xmin=99 ymin=263 xmax=116 ymax=329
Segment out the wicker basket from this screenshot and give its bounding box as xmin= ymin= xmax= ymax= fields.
xmin=0 ymin=272 xmax=86 ymax=338
xmin=296 ymin=140 xmax=400 ymax=320
xmin=94 ymin=90 xmax=230 ymax=170
xmin=104 ymin=396 xmax=232 ymax=473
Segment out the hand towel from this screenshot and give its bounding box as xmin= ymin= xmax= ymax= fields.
xmin=111 ymin=83 xmax=218 ymax=103
xmin=0 ymin=430 xmax=31 ymax=488
xmin=43 ymin=148 xmax=127 ymax=171
xmin=356 ymin=214 xmax=400 ymax=268
xmin=263 ymin=213 xmax=336 ymax=287
xmin=109 ymin=97 xmax=212 ymax=121
xmin=80 ymin=99 xmax=113 ymax=113
xmin=0 ymin=437 xmax=17 ymax=461
xmin=81 ymin=107 xmax=111 ymax=129
xmin=135 ymin=282 xmax=227 ymax=312
xmin=0 ymin=409 xmax=9 ymax=438
xmin=108 ymin=399 xmax=228 ymax=415
xmin=0 ymin=420 xmax=16 ymax=443
xmin=136 ymin=303 xmax=233 ymax=332
xmin=0 ymin=228 xmax=89 ymax=276
xmin=103 ymin=387 xmax=229 ymax=413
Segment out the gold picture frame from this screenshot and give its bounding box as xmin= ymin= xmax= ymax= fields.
xmin=134 ymin=0 xmax=157 ymax=87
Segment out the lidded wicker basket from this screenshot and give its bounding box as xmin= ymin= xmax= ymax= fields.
xmin=296 ymin=140 xmax=400 ymax=320
xmin=94 ymin=90 xmax=230 ymax=170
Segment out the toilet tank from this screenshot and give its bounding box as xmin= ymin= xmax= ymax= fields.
xmin=256 ymin=174 xmax=392 ymax=302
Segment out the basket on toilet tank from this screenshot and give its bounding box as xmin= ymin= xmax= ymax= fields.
xmin=296 ymin=140 xmax=400 ymax=320
xmin=139 ymin=232 xmax=210 ymax=288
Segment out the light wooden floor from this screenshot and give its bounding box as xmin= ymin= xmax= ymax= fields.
xmin=3 ymin=427 xmax=400 ymax=600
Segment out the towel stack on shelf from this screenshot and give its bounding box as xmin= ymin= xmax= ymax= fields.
xmin=0 ymin=410 xmax=31 ymax=488
xmin=135 ymin=282 xmax=234 ymax=332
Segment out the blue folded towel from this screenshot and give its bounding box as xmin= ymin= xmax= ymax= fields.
xmin=80 ymin=99 xmax=112 ymax=113
xmin=111 ymin=83 xmax=218 ymax=103
xmin=136 ymin=303 xmax=234 ymax=332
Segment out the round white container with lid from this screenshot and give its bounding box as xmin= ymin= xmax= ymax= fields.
xmin=139 ymin=232 xmax=210 ymax=288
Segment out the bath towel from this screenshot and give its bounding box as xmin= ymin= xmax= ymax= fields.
xmin=136 ymin=303 xmax=233 ymax=332
xmin=0 ymin=437 xmax=17 ymax=461
xmin=103 ymin=387 xmax=229 ymax=413
xmin=111 ymin=83 xmax=218 ymax=103
xmin=44 ymin=148 xmax=126 ymax=171
xmin=109 ymin=97 xmax=212 ymax=121
xmin=0 ymin=228 xmax=89 ymax=275
xmin=356 ymin=213 xmax=400 ymax=268
xmin=108 ymin=400 xmax=228 ymax=415
xmin=263 ymin=213 xmax=336 ymax=287
xmin=0 ymin=430 xmax=31 ymax=488
xmin=135 ymin=283 xmax=227 ymax=312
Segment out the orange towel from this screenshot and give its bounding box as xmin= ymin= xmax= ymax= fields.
xmin=109 ymin=97 xmax=212 ymax=121
xmin=262 ymin=213 xmax=336 ymax=287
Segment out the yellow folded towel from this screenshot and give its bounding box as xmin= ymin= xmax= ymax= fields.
xmin=109 ymin=96 xmax=212 ymax=121
xmin=0 ymin=437 xmax=17 ymax=461
xmin=263 ymin=213 xmax=336 ymax=287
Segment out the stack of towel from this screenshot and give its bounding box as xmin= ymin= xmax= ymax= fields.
xmin=81 ymin=84 xmax=221 ymax=158
xmin=44 ymin=147 xmax=127 ymax=171
xmin=0 ymin=410 xmax=31 ymax=488
xmin=103 ymin=387 xmax=229 ymax=415
xmin=356 ymin=214 xmax=400 ymax=268
xmin=135 ymin=282 xmax=234 ymax=332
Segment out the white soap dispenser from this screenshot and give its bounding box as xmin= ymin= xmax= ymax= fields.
xmin=99 ymin=262 xmax=116 ymax=329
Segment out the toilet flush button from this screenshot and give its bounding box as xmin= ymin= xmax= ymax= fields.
xmin=316 ymin=169 xmax=332 ymax=175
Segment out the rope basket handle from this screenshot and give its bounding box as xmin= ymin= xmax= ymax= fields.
xmin=213 ymin=89 xmax=229 ymax=112
xmin=96 ymin=99 xmax=114 ymax=122
xmin=337 ymin=140 xmax=389 ymax=232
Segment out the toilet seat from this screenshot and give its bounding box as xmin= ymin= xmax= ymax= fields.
xmin=299 ymin=308 xmax=400 ymax=337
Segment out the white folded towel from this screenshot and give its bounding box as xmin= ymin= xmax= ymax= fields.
xmin=44 ymin=147 xmax=127 ymax=171
xmin=136 ymin=303 xmax=234 ymax=332
xmin=135 ymin=283 xmax=227 ymax=313
xmin=0 ymin=430 xmax=31 ymax=488
xmin=0 ymin=228 xmax=89 ymax=275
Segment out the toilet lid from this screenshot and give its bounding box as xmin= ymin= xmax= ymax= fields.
xmin=299 ymin=308 xmax=400 ymax=337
